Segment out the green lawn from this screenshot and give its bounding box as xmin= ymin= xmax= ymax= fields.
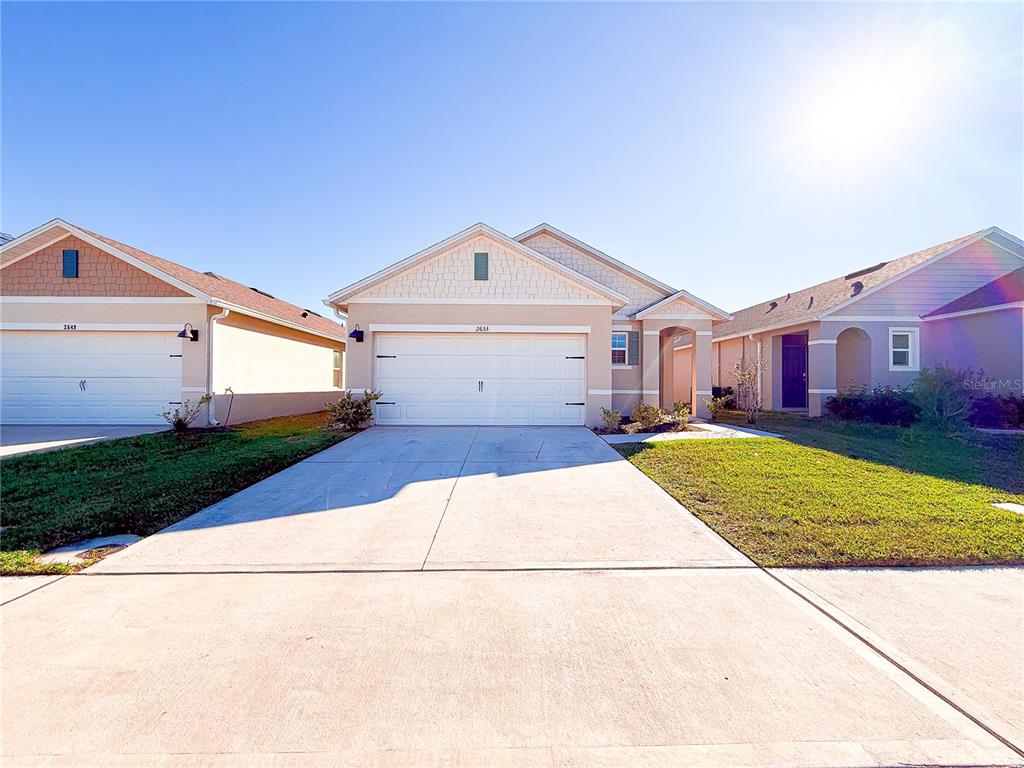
xmin=620 ymin=411 xmax=1024 ymax=567
xmin=1 ymin=412 xmax=349 ymax=574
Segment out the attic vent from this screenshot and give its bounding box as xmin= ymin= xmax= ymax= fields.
xmin=301 ymin=309 xmax=322 ymax=318
xmin=807 ymin=296 xmax=814 ymax=309
xmin=844 ymin=262 xmax=888 ymax=280
xmin=767 ymin=301 xmax=778 ymax=312
xmin=203 ymin=271 xmax=224 ymax=279
xmin=785 ymin=293 xmax=791 ymax=301
xmin=249 ymin=286 xmax=276 ymax=299
xmin=851 ymin=280 xmax=864 ymax=296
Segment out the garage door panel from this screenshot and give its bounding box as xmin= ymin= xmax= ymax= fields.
xmin=1 ymin=331 xmax=182 ymax=425
xmin=374 ymin=333 xmax=586 ymax=426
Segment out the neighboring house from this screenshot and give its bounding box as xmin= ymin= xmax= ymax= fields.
xmin=325 ymin=222 xmax=730 ymax=426
xmin=0 ymin=219 xmax=346 ymax=426
xmin=675 ymin=226 xmax=1024 ymax=416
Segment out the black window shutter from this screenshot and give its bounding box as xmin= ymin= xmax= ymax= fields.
xmin=474 ymin=252 xmax=489 ymax=280
xmin=627 ymin=331 xmax=640 ymax=365
xmin=62 ymin=250 xmax=79 ymax=278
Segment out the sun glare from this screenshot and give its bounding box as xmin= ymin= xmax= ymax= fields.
xmin=790 ymin=20 xmax=968 ymax=175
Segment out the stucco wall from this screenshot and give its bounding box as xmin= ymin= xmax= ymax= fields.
xmin=210 ymin=312 xmax=344 ymax=425
xmin=672 ymin=347 xmax=692 ymax=406
xmin=1 ymin=236 xmax=190 ymax=297
xmin=344 ymin=302 xmax=612 ymax=426
xmin=923 ymin=309 xmax=1023 ymax=394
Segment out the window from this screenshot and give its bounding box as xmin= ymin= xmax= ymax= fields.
xmin=333 ymin=350 xmax=343 ymax=388
xmin=611 ymin=332 xmax=628 ymax=366
xmin=474 ymin=252 xmax=489 ymax=281
xmin=62 ymin=249 xmax=79 ymax=279
xmin=888 ymin=327 xmax=919 ymax=371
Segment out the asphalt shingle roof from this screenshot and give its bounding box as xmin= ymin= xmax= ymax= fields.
xmin=923 ymin=267 xmax=1024 ymax=317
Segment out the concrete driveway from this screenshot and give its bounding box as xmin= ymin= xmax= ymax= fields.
xmin=0 ymin=424 xmax=167 ymax=458
xmin=3 ymin=426 xmax=1022 ymax=767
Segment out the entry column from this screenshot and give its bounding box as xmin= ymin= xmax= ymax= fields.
xmin=807 ymin=328 xmax=837 ymax=417
xmin=641 ymin=329 xmax=661 ymax=407
xmin=690 ymin=319 xmax=713 ymax=419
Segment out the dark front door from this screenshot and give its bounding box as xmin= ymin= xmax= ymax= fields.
xmin=781 ymin=334 xmax=808 ymax=408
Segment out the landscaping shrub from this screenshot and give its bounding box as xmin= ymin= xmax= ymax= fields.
xmin=630 ymin=401 xmax=663 ymax=430
xmin=968 ymin=393 xmax=1024 ymax=429
xmin=711 ymin=386 xmax=735 ymax=408
xmin=161 ymin=395 xmax=211 ymax=433
xmin=825 ymin=385 xmax=921 ymax=427
xmin=912 ymin=366 xmax=985 ymax=428
xmin=600 ymin=407 xmax=622 ymax=433
xmin=670 ymin=402 xmax=690 ymax=431
xmin=325 ymin=390 xmax=382 ymax=430
xmin=704 ymin=396 xmax=732 ymax=422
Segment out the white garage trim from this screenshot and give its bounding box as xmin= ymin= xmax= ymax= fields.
xmin=0 ymin=296 xmax=205 ymax=304
xmin=349 ymin=297 xmax=611 ymax=306
xmin=368 ymin=324 xmax=591 ymax=334
xmin=1 ymin=323 xmax=185 ymax=331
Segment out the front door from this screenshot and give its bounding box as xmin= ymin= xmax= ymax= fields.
xmin=781 ymin=334 xmax=808 ymax=408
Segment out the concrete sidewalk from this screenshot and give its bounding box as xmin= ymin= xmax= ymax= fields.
xmin=0 ymin=424 xmax=166 ymax=458
xmin=3 ymin=427 xmax=1021 ymax=766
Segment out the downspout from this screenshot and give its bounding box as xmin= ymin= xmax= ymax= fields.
xmin=206 ymin=307 xmax=230 ymax=425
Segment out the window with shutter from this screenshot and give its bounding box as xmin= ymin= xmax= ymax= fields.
xmin=474 ymin=252 xmax=489 ymax=281
xmin=627 ymin=331 xmax=640 ymax=366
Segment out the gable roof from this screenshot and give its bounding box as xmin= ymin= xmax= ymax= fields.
xmin=923 ymin=267 xmax=1024 ymax=318
xmin=711 ymin=227 xmax=1023 ymax=341
xmin=632 ymin=289 xmax=732 ymax=321
xmin=326 ymin=222 xmax=630 ymax=308
xmin=0 ymin=219 xmax=347 ymax=342
xmin=515 ymin=223 xmax=676 ymax=295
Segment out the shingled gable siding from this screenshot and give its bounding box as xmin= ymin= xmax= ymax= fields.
xmin=0 ymin=236 xmax=190 ymax=297
xmin=353 ymin=235 xmax=609 ymax=303
xmin=521 ymin=233 xmax=667 ymax=316
xmin=840 ymin=239 xmax=1023 ymax=317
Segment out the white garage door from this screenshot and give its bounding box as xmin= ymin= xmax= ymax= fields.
xmin=1 ymin=331 xmax=183 ymax=425
xmin=373 ymin=333 xmax=586 ymax=426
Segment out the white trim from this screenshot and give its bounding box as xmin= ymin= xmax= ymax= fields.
xmin=642 ymin=331 xmax=661 ymax=336
xmin=695 ymin=390 xmax=713 ymax=395
xmin=609 ymin=389 xmax=659 ymax=395
xmin=0 ymin=231 xmax=82 ymax=267
xmin=922 ymin=301 xmax=1024 ymax=321
xmin=345 ymin=296 xmax=615 ymax=306
xmin=825 ymin=315 xmax=921 ymax=322
xmin=181 ymin=387 xmax=208 ymax=393
xmin=514 ymin=223 xmax=677 ymax=295
xmin=695 ymin=330 xmax=713 ymax=336
xmin=820 ymin=228 xmax=1018 ymax=318
xmin=631 ymin=289 xmax=731 ymax=322
xmin=673 ymin=344 xmax=693 ymax=351
xmin=888 ymin=327 xmax=920 ymax=372
xmin=808 ymin=389 xmax=838 ymax=394
xmin=0 ymin=322 xmax=184 ymax=331
xmin=209 ymin=300 xmax=346 ymax=344
xmin=713 ymin=319 xmax=817 ymax=344
xmin=588 ymin=389 xmax=613 ymax=395
xmin=808 ymin=339 xmax=837 ymax=346
xmin=611 ymin=364 xmax=637 ymax=370
xmin=326 ymin=222 xmax=629 ymax=306
xmin=0 ymin=295 xmax=205 ymax=304
xmin=367 ymin=324 xmax=590 ymax=334
xmin=612 ymin=325 xmax=636 ymax=331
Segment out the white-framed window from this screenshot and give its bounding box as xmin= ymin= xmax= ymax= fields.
xmin=333 ymin=349 xmax=344 ymax=388
xmin=611 ymin=332 xmax=628 ymax=366
xmin=888 ymin=327 xmax=920 ymax=371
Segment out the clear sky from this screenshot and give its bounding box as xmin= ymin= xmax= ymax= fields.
xmin=3 ymin=1 xmax=1021 ymax=315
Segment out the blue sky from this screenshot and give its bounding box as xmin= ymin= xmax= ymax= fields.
xmin=3 ymin=2 xmax=1021 ymax=314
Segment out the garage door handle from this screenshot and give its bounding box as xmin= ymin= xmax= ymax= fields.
xmin=478 ymin=380 xmax=483 ymax=392
xmin=79 ymin=380 xmax=86 ymax=391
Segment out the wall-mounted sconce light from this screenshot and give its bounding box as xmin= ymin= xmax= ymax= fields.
xmin=348 ymin=324 xmax=364 ymax=343
xmin=177 ymin=323 xmax=200 ymax=342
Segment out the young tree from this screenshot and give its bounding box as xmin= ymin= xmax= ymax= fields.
xmin=730 ymin=355 xmax=768 ymax=424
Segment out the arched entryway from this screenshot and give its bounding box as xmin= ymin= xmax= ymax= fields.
xmin=836 ymin=327 xmax=871 ymax=392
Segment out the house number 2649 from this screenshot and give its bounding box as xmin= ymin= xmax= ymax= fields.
xmin=63 ymin=324 xmax=78 ymax=331
xmin=475 ymin=326 xmax=490 ymax=332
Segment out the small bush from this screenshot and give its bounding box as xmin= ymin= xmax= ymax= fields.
xmin=326 ymin=390 xmax=383 ymax=431
xmin=161 ymin=395 xmax=212 ymax=433
xmin=912 ymin=366 xmax=984 ymax=428
xmin=969 ymin=393 xmax=1024 ymax=429
xmin=704 ymin=396 xmax=732 ymax=422
xmin=600 ymin=407 xmax=622 ymax=433
xmin=825 ymin=385 xmax=921 ymax=427
xmin=711 ymin=386 xmax=735 ymax=409
xmin=630 ymin=401 xmax=663 ymax=431
xmin=669 ymin=402 xmax=690 ymax=431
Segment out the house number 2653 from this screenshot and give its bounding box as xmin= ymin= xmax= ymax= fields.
xmin=475 ymin=326 xmax=490 ymax=332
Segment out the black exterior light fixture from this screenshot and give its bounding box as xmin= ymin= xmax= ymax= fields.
xmin=348 ymin=323 xmax=364 ymax=343
xmin=177 ymin=323 xmax=200 ymax=342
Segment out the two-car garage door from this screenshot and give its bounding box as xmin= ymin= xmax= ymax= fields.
xmin=374 ymin=333 xmax=586 ymax=426
xmin=1 ymin=332 xmax=183 ymax=425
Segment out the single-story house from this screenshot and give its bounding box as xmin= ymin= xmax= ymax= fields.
xmin=325 ymin=222 xmax=730 ymax=425
xmin=674 ymin=226 xmax=1024 ymax=416
xmin=0 ymin=218 xmax=346 ymax=426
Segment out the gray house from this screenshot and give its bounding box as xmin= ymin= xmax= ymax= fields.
xmin=674 ymin=226 xmax=1024 ymax=415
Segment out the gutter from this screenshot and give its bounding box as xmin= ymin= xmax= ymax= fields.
xmin=206 ymin=307 xmax=230 ymax=426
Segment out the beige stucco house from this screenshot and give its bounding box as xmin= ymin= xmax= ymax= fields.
xmin=675 ymin=226 xmax=1024 ymax=416
xmin=0 ymin=219 xmax=346 ymax=426
xmin=325 ymin=223 xmax=730 ymax=425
